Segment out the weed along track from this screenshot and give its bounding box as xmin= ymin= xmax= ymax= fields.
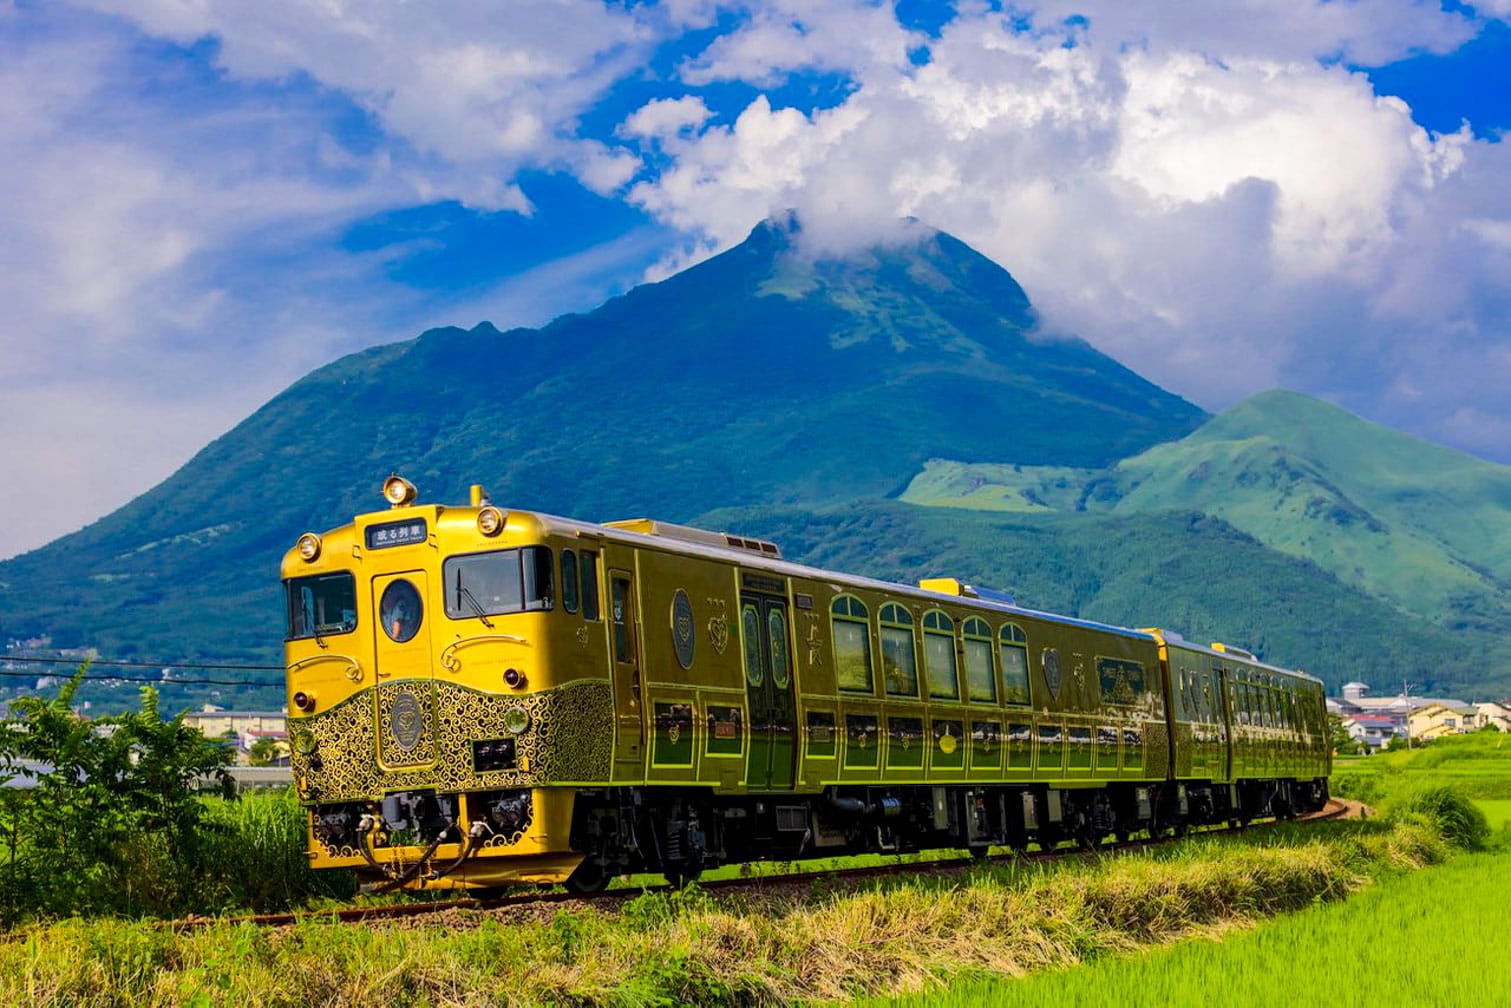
xmin=181 ymin=799 xmax=1350 ymax=933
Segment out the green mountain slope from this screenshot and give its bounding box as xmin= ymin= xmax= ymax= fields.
xmin=0 ymin=219 xmax=1205 ymax=709
xmin=902 ymin=389 xmax=1511 ymax=638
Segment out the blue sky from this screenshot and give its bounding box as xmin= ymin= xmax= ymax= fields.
xmin=2 ymin=1 xmax=1510 ymax=559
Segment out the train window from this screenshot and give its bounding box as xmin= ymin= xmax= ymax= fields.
xmin=443 ymin=546 xmax=553 ymax=620
xmin=922 ymin=611 xmax=959 ymax=700
xmin=831 ymin=596 xmax=874 ymax=693
xmin=742 ymin=604 xmax=763 ymax=687
xmin=561 ymin=549 xmax=579 ymax=614
xmin=612 ymin=576 xmax=632 ymax=662
xmin=999 ymin=624 xmax=1030 ymax=705
xmin=580 ymin=551 xmax=600 ymax=621
xmin=962 ymin=617 xmax=996 ymax=703
xmin=879 ymin=603 xmax=918 ymax=697
xmin=286 ymin=571 xmax=357 ymax=641
xmin=379 ymin=579 xmax=423 ymax=643
xmin=768 ymin=608 xmax=791 ymax=689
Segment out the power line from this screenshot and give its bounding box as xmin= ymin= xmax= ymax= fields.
xmin=1 ymin=655 xmax=283 ymax=672
xmin=0 ymin=669 xmax=282 ymax=687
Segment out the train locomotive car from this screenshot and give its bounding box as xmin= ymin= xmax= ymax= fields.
xmin=282 ymin=476 xmax=1331 ymax=892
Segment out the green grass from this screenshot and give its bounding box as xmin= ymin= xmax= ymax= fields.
xmin=866 ymin=731 xmax=1511 ymax=1008
xmin=0 ymin=816 xmax=1466 ymax=1006
xmin=876 ymin=844 xmax=1511 ymax=1008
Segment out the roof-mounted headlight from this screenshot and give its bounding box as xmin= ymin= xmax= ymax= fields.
xmin=477 ymin=506 xmax=504 ymax=536
xmin=383 ymin=474 xmax=417 ymax=507
xmin=296 ymin=532 xmax=322 ymax=562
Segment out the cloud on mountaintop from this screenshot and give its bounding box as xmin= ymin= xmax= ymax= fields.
xmin=2 ymin=0 xmax=1511 ymax=558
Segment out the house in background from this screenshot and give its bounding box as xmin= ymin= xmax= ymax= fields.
xmin=182 ymin=707 xmax=288 ymax=764
xmin=1407 ymin=702 xmax=1479 ymax=742
xmin=1340 ymin=713 xmax=1405 ymax=751
xmin=1472 ymin=701 xmax=1511 ymax=732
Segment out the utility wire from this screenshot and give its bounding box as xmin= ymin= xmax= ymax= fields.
xmin=0 ymin=655 xmax=283 ymax=671
xmin=0 ymin=669 xmax=281 ymax=687
xmin=0 ymin=656 xmax=286 ymax=688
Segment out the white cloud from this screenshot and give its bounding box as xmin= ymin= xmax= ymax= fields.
xmin=75 ymin=0 xmax=657 ymax=211
xmin=619 ymin=2 xmax=1511 ymax=466
xmin=1025 ymin=0 xmax=1476 ymax=64
xmin=5 ymin=0 xmax=1511 ymax=560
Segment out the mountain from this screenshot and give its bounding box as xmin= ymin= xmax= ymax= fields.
xmin=901 ymin=389 xmax=1511 ymax=693
xmin=0 ymin=218 xmax=1206 ymax=709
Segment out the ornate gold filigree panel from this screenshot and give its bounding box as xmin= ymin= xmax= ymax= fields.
xmin=293 ymin=678 xmax=615 ymax=802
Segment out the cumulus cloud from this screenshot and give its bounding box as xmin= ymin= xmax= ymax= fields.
xmin=5 ymin=0 xmax=1511 ymax=559
xmin=73 ymin=0 xmax=656 ymax=210
xmin=618 ymin=2 xmax=1511 ymax=467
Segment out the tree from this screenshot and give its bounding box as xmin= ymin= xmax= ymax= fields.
xmin=0 ymin=666 xmax=235 ymax=922
xmin=1328 ymin=714 xmax=1363 ymax=755
xmin=248 ymin=736 xmax=282 ymax=767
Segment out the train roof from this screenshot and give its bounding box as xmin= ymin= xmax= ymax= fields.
xmin=527 ymin=508 xmax=1160 ymax=645
xmin=1150 ymin=629 xmax=1321 ymax=686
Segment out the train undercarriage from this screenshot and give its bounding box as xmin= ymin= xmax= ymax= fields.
xmin=310 ymin=775 xmax=1330 ymax=894
xmin=560 ymin=776 xmax=1330 ymax=891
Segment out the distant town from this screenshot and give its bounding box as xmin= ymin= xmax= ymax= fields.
xmin=1330 ymin=682 xmax=1511 ymax=751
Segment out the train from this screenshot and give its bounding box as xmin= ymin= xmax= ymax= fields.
xmin=281 ymin=476 xmax=1330 ymax=892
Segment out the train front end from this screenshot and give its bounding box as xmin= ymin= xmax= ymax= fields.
xmin=280 ymin=476 xmax=613 ymax=891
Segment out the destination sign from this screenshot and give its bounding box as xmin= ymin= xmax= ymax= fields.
xmin=365 ymin=518 xmax=428 ymax=550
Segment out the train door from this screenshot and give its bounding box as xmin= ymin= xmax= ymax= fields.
xmin=1215 ymin=662 xmax=1234 ymax=783
xmin=371 ymin=570 xmax=437 ymax=770
xmin=740 ymin=591 xmax=797 ymax=790
xmin=608 ymin=568 xmax=645 ymax=773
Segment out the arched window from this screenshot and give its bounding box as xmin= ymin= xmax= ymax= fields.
xmin=831 ymin=595 xmax=873 ymax=693
xmin=922 ymin=610 xmax=959 ymax=700
xmin=879 ymin=603 xmax=918 ymax=697
xmin=962 ymin=617 xmax=996 ymax=703
xmin=999 ymin=623 xmax=1030 ymax=705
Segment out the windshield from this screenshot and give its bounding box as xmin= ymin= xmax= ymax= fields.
xmin=443 ymin=546 xmax=553 ymax=619
xmin=286 ymin=572 xmax=358 ymax=640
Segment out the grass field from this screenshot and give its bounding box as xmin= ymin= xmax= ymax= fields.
xmin=875 ymin=844 xmax=1510 ymax=1008
xmin=870 ymin=731 xmax=1511 ymax=1008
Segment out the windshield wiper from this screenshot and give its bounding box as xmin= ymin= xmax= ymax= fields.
xmin=456 ymin=580 xmax=495 ymax=628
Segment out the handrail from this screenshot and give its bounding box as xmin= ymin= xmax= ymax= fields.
xmin=287 ymin=653 xmax=364 ymax=682
xmin=439 ymin=633 xmax=530 ymax=672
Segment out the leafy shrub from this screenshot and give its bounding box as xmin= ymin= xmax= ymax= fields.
xmin=0 ymin=668 xmax=234 ymax=922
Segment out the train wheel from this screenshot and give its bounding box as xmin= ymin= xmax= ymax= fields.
xmin=563 ymin=859 xmax=612 ymax=895
xmin=663 ymin=867 xmax=702 ymax=889
xmin=968 ymin=844 xmax=991 ymax=861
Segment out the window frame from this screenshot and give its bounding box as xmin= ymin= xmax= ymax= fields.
xmin=831 ymin=594 xmax=874 ymax=694
xmin=921 ymin=609 xmax=960 ymax=701
xmin=962 ymin=616 xmax=997 ymax=704
xmin=284 ymin=571 xmax=358 ymax=641
xmin=442 ymin=545 xmax=554 ymax=620
xmin=998 ymin=622 xmax=1031 ymax=706
xmin=879 ymin=602 xmax=919 ymax=698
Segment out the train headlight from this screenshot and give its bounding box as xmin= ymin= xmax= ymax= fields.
xmin=503 ymin=706 xmax=531 ymax=735
xmin=293 ymin=690 xmax=316 ymax=712
xmin=383 ymin=474 xmax=417 ymax=507
xmin=503 ymin=667 xmax=527 ymax=689
xmin=296 ymin=533 xmax=322 ymax=562
xmin=477 ymin=506 xmax=503 ymax=536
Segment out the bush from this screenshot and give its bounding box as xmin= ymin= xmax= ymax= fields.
xmin=1383 ymin=785 xmax=1490 ymax=850
xmin=0 ymin=668 xmax=234 ymax=923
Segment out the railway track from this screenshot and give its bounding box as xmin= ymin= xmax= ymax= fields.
xmin=180 ymin=798 xmax=1351 ymax=931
